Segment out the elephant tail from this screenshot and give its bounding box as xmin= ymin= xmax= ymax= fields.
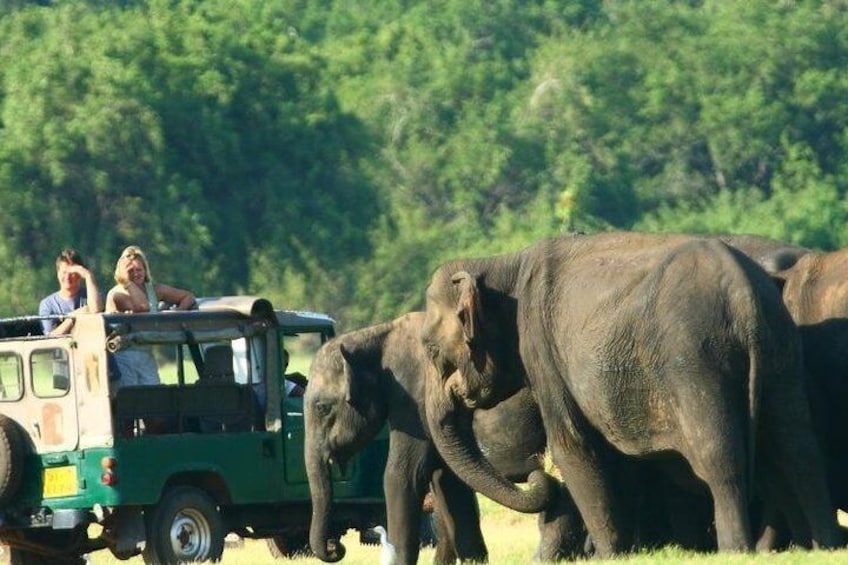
xmin=747 ymin=337 xmax=761 ymax=501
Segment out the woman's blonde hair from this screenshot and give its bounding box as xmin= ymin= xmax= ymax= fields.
xmin=114 ymin=245 xmax=153 ymax=285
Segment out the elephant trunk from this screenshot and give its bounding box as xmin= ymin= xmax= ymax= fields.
xmin=306 ymin=437 xmax=346 ymax=562
xmin=426 ymin=379 xmax=554 ymax=514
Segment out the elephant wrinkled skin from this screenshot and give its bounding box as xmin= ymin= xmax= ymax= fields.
xmin=420 ymin=232 xmax=840 ymax=557
xmin=304 ymin=312 xmax=583 ymax=565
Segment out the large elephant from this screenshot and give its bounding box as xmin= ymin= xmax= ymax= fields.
xmin=776 ymin=248 xmax=848 ymax=517
xmin=304 ymin=312 xmax=584 ymax=565
xmin=717 ymin=239 xmax=848 ymax=549
xmin=626 ymin=234 xmax=848 ymax=552
xmin=420 ymin=232 xmax=840 ymax=557
xmin=717 ymin=233 xmax=810 ymax=274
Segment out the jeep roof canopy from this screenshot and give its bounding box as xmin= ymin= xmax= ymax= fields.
xmin=0 ymin=296 xmax=335 ymax=342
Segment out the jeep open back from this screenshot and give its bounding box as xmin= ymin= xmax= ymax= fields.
xmin=0 ymin=296 xmax=388 ymax=564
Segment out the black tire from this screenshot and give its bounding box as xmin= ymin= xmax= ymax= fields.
xmin=9 ymin=548 xmax=86 ymax=565
xmin=142 ymin=487 xmax=224 ymax=564
xmin=0 ymin=414 xmax=25 ymax=505
xmin=266 ymin=533 xmax=311 ymax=559
xmin=6 ymin=530 xmax=86 ymax=565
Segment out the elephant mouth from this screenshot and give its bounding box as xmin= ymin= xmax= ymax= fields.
xmin=445 ymin=371 xmax=468 ymax=402
xmin=464 ymin=387 xmax=496 ymax=409
xmin=446 ymin=371 xmax=494 ymax=409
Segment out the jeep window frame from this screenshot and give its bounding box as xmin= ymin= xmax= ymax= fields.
xmin=0 ymin=351 xmax=23 ymax=401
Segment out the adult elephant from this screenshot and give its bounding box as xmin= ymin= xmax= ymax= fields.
xmin=420 ymin=232 xmax=840 ymax=557
xmin=304 ymin=312 xmax=584 ymax=565
xmin=717 ymin=238 xmax=848 ymax=549
xmin=717 ymin=234 xmax=810 ymax=274
xmin=777 ymin=248 xmax=848 ymax=518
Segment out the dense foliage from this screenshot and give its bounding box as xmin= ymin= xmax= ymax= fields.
xmin=1 ymin=0 xmax=847 ymax=329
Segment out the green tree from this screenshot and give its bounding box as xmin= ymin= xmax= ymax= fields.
xmin=0 ymin=0 xmax=378 ymax=316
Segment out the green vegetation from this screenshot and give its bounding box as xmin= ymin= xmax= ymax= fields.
xmin=2 ymin=1 xmax=848 ymax=331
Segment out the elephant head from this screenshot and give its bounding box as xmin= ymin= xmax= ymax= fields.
xmin=421 ymin=266 xmax=556 ymax=514
xmin=422 ymin=270 xmax=524 ymax=410
xmin=779 ymin=249 xmax=848 ymax=323
xmin=304 ymin=340 xmax=388 ymax=562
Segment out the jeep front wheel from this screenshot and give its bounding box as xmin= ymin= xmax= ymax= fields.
xmin=142 ymin=487 xmax=224 ymax=564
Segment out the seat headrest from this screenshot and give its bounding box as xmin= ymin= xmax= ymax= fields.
xmin=204 ymin=344 xmax=235 ymax=381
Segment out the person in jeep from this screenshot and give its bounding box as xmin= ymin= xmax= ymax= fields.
xmin=38 ymin=247 xmax=104 ymax=336
xmin=105 ymin=245 xmax=196 ymax=391
xmin=105 ymin=245 xmax=196 ymax=314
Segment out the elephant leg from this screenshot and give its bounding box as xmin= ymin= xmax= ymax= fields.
xmin=384 ymin=438 xmax=430 ymax=565
xmin=673 ymin=386 xmax=752 ymax=551
xmin=427 ymin=494 xmax=456 ymax=565
xmin=754 ymin=457 xmax=809 ymax=550
xmin=753 ymin=500 xmax=790 ymax=552
xmin=534 ymin=481 xmax=586 ymax=561
xmin=701 ymin=476 xmax=750 ymax=551
xmin=678 ymin=436 xmax=750 ymax=549
xmin=547 ymin=439 xmax=632 ymax=558
xmin=662 ymin=482 xmax=715 ymax=552
xmin=762 ymin=378 xmax=841 ymax=548
xmin=431 ymin=467 xmax=488 ymax=562
xmin=632 ymin=458 xmax=716 ymax=552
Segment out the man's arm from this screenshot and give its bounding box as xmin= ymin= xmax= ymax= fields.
xmin=83 ymin=269 xmax=104 ymax=313
xmin=68 ymin=265 xmax=103 ymax=313
xmin=49 ymin=316 xmax=76 ymax=336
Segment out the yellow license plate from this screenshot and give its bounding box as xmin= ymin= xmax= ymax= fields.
xmin=43 ymin=466 xmax=78 ymax=498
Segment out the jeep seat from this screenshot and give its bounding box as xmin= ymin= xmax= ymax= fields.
xmin=202 ymin=344 xmax=235 ymax=382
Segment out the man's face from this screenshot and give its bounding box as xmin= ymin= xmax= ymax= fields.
xmin=57 ymin=261 xmax=82 ymax=296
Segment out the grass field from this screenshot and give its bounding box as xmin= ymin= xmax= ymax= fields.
xmin=88 ymin=499 xmax=848 ymax=564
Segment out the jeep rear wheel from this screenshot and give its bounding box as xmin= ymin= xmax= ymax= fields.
xmin=142 ymin=487 xmax=224 ymax=564
xmin=0 ymin=414 xmax=25 ymax=505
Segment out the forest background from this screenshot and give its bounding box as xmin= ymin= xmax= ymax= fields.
xmin=1 ymin=0 xmax=847 ymax=332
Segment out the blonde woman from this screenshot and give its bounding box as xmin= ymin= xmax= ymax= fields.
xmin=106 ymin=246 xmax=196 ymax=390
xmin=106 ymin=245 xmax=196 ymax=313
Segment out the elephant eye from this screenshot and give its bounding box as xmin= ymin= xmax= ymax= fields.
xmin=314 ymin=400 xmax=332 ymax=416
xmin=422 ymin=338 xmax=439 ymax=361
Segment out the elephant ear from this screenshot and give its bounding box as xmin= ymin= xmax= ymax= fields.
xmin=339 ymin=343 xmax=376 ymax=408
xmin=451 ymin=271 xmax=482 ymax=345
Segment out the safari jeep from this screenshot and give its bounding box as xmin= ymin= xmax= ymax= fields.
xmin=0 ymin=297 xmax=388 ymax=564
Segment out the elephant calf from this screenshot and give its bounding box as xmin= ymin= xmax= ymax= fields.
xmin=303 ymin=312 xmax=584 ymax=565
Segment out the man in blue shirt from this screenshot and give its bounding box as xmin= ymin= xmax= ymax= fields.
xmin=39 ymin=248 xmax=103 ymax=335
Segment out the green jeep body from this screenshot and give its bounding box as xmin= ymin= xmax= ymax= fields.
xmin=0 ymin=296 xmax=388 ymax=563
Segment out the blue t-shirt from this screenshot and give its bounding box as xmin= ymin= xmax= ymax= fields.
xmin=38 ymin=290 xmax=88 ymax=335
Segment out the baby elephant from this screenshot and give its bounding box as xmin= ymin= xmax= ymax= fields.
xmin=304 ymin=312 xmax=582 ymax=565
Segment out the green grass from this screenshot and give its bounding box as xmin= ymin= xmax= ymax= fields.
xmin=88 ymin=498 xmax=848 ymax=564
